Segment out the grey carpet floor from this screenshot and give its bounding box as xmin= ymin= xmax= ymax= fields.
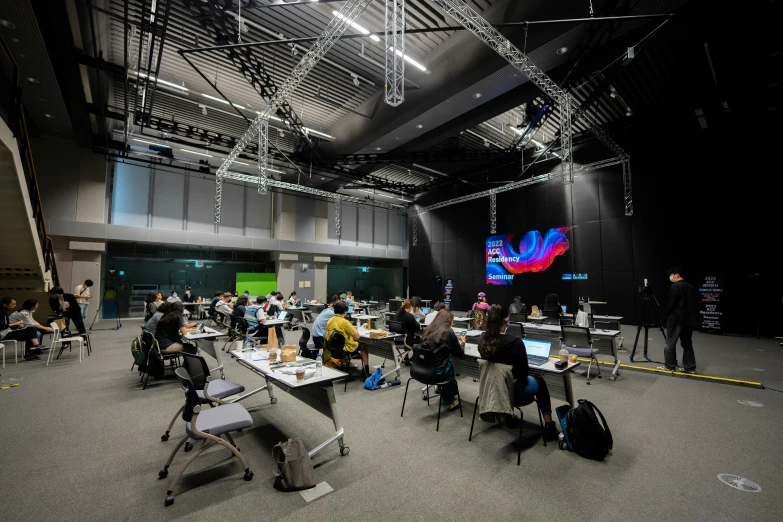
xmin=1 ymin=320 xmax=781 ymax=522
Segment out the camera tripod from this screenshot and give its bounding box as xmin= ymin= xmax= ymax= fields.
xmin=629 ymin=292 xmax=667 ymax=363
xmin=89 ymin=275 xmax=122 ymax=331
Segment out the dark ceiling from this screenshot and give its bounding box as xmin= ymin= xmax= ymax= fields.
xmin=5 ymin=0 xmax=780 ymax=207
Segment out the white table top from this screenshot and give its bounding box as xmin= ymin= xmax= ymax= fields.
xmin=231 ymin=350 xmax=346 ymax=387
xmin=452 ymin=316 xmax=473 ymax=322
xmin=523 ymin=322 xmax=620 ymax=336
xmin=358 ymin=329 xmax=402 ymax=340
xmin=185 ymin=326 xmax=228 ymax=340
xmin=260 ymin=319 xmax=289 ymax=326
xmin=286 ymin=306 xmax=309 ymax=310
xmin=353 ymin=314 xmax=380 ymax=321
xmin=462 ymin=343 xmax=581 ymax=374
xmin=592 ymin=315 xmax=623 ymax=322
xmin=586 ymin=301 xmax=607 ymax=305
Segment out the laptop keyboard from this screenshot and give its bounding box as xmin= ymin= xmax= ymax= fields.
xmin=527 ymin=356 xmax=549 ymax=366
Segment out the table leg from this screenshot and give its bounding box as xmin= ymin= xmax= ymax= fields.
xmin=265 ymin=376 xmax=277 ymax=404
xmin=563 ymin=372 xmax=575 ymax=407
xmin=306 ymin=385 xmax=348 ymax=457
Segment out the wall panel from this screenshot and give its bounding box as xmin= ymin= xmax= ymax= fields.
xmin=151 ymin=170 xmax=184 ymax=230
xmin=111 ymin=163 xmax=149 ymax=227
xmin=186 ymin=177 xmax=215 ymax=234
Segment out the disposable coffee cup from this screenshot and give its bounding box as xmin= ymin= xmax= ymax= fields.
xmin=296 ymin=368 xmax=305 ymax=381
xmin=269 ymin=350 xmax=278 ymax=362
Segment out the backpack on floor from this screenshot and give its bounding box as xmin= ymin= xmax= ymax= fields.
xmin=566 ymin=399 xmax=613 ymax=461
xmin=131 ymin=334 xmax=146 ymax=366
xmin=273 ymin=437 xmax=316 ymax=491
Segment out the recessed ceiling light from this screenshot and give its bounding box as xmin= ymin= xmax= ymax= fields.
xmin=320 ymin=177 xmax=325 ymax=180
xmin=44 ymin=114 xmax=54 ymax=119
xmin=556 ymin=46 xmax=568 ymax=55
xmin=0 ymin=20 xmax=16 ymax=29
xmin=11 ymin=37 xmax=20 ymax=43
xmin=416 ymin=124 xmax=423 ymax=129
xmin=473 ymin=93 xmax=482 ymax=99
xmin=27 ymin=77 xmax=39 ymax=84
xmin=375 ymin=147 xmax=381 ymax=151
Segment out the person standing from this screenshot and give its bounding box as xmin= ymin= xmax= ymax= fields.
xmin=49 ymin=287 xmax=87 ymax=334
xmin=659 ymin=267 xmax=699 ymax=374
xmin=74 ymin=280 xmax=93 ymax=319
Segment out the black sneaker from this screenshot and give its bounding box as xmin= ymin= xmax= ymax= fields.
xmin=543 ymin=421 xmax=559 ymax=442
xmin=24 ymin=353 xmax=41 ymax=361
xmin=683 ymin=369 xmax=697 ymax=374
xmin=362 ymin=366 xmax=371 ymax=379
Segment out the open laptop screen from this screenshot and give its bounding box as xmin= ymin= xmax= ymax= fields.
xmin=525 ymin=340 xmax=551 ymax=359
xmin=277 ymin=311 xmax=288 ymax=321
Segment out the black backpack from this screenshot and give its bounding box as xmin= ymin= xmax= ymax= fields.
xmin=566 ymin=399 xmax=613 ymax=461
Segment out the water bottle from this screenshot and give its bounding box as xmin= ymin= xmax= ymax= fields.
xmin=559 ymin=342 xmax=569 ymax=363
xmin=315 ymin=354 xmax=323 ymax=377
xmin=244 ymin=338 xmax=253 ymax=354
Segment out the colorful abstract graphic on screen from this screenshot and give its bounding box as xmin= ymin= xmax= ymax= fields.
xmin=486 ymin=227 xmax=574 ymax=285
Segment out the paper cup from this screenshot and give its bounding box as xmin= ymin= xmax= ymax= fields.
xmin=296 ymin=368 xmax=305 ymax=381
xmin=269 ymin=350 xmax=278 ymax=362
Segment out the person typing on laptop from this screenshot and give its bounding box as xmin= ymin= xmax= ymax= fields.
xmin=477 ymin=305 xmax=559 ymax=441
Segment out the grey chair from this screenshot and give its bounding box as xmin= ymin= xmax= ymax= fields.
xmin=160 ymin=352 xmax=245 ymax=444
xmin=506 ymin=322 xmax=524 ymax=339
xmin=508 ymin=313 xmax=527 ymax=324
xmin=561 ymin=325 xmax=602 ymax=384
xmin=159 ymin=367 xmax=253 ymax=507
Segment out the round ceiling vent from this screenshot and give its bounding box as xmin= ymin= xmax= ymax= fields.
xmin=717 ymin=474 xmax=761 ymax=493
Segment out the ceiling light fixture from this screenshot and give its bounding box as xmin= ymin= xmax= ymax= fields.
xmin=416 ymin=124 xmax=423 ymax=129
xmin=375 ymin=147 xmax=382 ymax=151
xmin=137 ymin=72 xmax=188 ymax=92
xmin=11 ymin=37 xmax=20 ymax=43
xmin=180 ymin=149 xmax=213 ymax=157
xmin=0 ymin=20 xmax=16 ymax=29
xmin=389 ymin=47 xmax=428 ymax=71
xmin=305 ymin=128 xmax=335 ymax=140
xmin=233 ymin=160 xmax=250 ymax=166
xmin=26 ymin=77 xmax=39 ymax=83
xmin=202 ymin=93 xmax=245 ymax=109
xmin=44 ymin=114 xmax=55 ymax=119
xmin=333 ymin=10 xmax=380 ymax=42
xmin=397 ymin=197 xmax=412 ymax=203
xmin=473 ymin=92 xmax=482 ymax=99
xmin=556 ymin=46 xmax=568 ymax=55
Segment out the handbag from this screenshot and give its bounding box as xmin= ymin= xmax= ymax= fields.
xmin=272 ymin=437 xmax=316 ymax=491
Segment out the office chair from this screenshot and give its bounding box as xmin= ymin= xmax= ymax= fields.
xmin=386 ymin=319 xmax=413 ymax=365
xmin=400 ymin=346 xmax=463 ymax=431
xmin=508 ymin=313 xmax=527 ymax=324
xmin=324 ymin=331 xmax=364 ymax=391
xmin=159 ymin=368 xmax=253 ymax=507
xmin=139 ymin=331 xmax=182 ymax=390
xmin=506 ymin=322 xmax=524 ymax=339
xmin=561 ymin=325 xmax=602 ymax=384
xmin=298 ymin=327 xmax=317 ymax=359
xmin=468 ymin=360 xmax=546 ymax=465
xmin=161 ymin=352 xmax=245 ymax=444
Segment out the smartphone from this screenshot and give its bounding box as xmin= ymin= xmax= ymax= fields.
xmin=461 ymin=331 xmax=467 ymax=337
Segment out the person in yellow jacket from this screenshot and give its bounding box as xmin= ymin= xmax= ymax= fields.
xmin=324 ymin=300 xmax=369 ymax=377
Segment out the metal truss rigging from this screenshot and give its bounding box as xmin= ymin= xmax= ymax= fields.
xmin=214 ymin=0 xmax=376 ymax=224
xmin=384 ymin=0 xmax=406 ymax=107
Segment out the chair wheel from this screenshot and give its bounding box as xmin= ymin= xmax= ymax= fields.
xmin=586 ymin=381 xmax=591 ymax=385
xmin=165 ymin=495 xmax=174 ymax=507
xmin=559 ymin=441 xmax=566 ymax=450
xmin=184 ymin=442 xmax=193 ymax=452
xmin=243 ymin=471 xmax=254 ymax=481
xmin=161 ymin=434 xmax=169 ymax=442
xmin=609 ymin=375 xmax=616 ymax=381
xmin=270 ymin=397 xmax=278 ymax=404
xmin=158 ymin=469 xmax=168 ymax=480
xmin=340 ymin=446 xmax=350 ymax=456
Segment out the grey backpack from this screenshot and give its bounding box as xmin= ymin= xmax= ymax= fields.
xmin=273 ymin=437 xmax=316 ymax=491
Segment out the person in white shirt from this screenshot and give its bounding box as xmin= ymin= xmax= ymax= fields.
xmin=343 ymin=291 xmax=355 ymax=306
xmin=424 ymin=301 xmax=447 ymax=326
xmin=287 ymin=291 xmax=299 ymax=307
xmin=166 ymin=291 xmax=182 ymax=303
xmin=74 ymin=280 xmax=93 ymax=319
xmin=214 ymin=292 xmax=234 ymax=326
xmin=9 ymin=299 xmax=54 ymax=344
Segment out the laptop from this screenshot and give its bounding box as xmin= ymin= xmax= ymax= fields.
xmin=525 ymin=340 xmax=552 ymax=366
xmin=347 ymin=305 xmax=354 ymax=314
xmin=421 ymin=307 xmax=431 ymax=314
xmin=277 ymin=311 xmax=288 ymax=321
xmin=561 ymin=305 xmax=567 ymax=313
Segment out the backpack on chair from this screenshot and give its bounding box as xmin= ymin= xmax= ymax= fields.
xmin=131 ymin=334 xmax=146 ymax=366
xmin=566 ymin=399 xmax=613 ymax=461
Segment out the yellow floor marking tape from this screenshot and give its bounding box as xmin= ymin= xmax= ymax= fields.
xmin=0 ymin=383 xmax=20 ymax=390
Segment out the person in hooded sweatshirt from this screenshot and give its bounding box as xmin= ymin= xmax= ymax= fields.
xmin=477 ymin=304 xmax=559 ymax=441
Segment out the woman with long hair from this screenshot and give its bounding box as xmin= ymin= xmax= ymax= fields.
xmin=395 ymin=299 xmax=420 ymax=350
xmin=543 ymin=293 xmax=563 ymax=316
xmin=420 ymin=309 xmax=466 ymax=411
xmin=509 ymin=296 xmax=526 ymax=315
xmin=155 ymin=302 xmax=198 ymax=354
xmin=410 ymin=296 xmax=425 ymax=319
xmin=477 ymin=305 xmax=559 ymax=440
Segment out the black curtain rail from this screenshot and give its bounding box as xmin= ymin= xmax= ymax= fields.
xmin=179 ymin=14 xmax=673 ymax=54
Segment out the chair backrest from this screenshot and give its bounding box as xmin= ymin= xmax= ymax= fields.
xmin=298 ymin=326 xmax=311 ymax=349
xmin=506 ymin=322 xmax=524 ymax=339
xmin=325 ymin=330 xmax=346 ymax=353
xmin=543 ymin=316 xmax=561 ymax=325
xmin=561 ymin=325 xmax=592 ymax=348
xmin=181 ymin=352 xmax=211 ymax=390
xmin=141 ymin=330 xmax=156 ymax=351
xmin=559 ymin=316 xmax=574 ymax=326
xmin=175 ymin=367 xmax=200 ymax=422
xmin=387 ymin=319 xmax=404 ymax=335
xmin=49 ymin=322 xmax=60 ymax=344
xmin=508 ymin=313 xmax=527 ymax=324
xmin=236 ymin=317 xmax=249 ymax=335
xmin=410 ymin=346 xmax=438 ymax=384
xmin=594 ymin=320 xmax=620 ymax=331
xmin=543 ymin=308 xmax=561 ymax=319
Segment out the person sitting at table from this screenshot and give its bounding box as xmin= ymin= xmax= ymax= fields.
xmin=509 ymin=296 xmax=527 ymax=316
xmin=2 ymin=296 xmax=44 ymax=360
xmin=208 ymin=290 xmax=222 ymax=319
xmin=233 ymin=296 xmax=248 ymax=325
xmin=312 ymin=295 xmax=339 ymax=350
xmin=10 ymin=299 xmax=54 ymax=345
xmin=411 ymin=296 xmax=426 ymax=320
xmin=182 ymin=286 xmax=196 ymax=303
xmin=424 ymin=301 xmax=447 ymax=326
xmin=325 ymin=300 xmax=368 ymax=377
xmin=214 ymin=292 xmax=234 ymax=326
xmin=477 ymin=305 xmax=559 ymax=440
xmin=144 ymin=301 xmax=172 ymax=336
xmin=144 ymin=292 xmax=159 ymax=322
xmin=543 ymin=293 xmax=564 ymax=319
xmin=155 ymin=302 xmax=198 ymax=355
xmin=395 ymin=299 xmax=420 ymax=358
xmin=419 ymin=309 xmax=466 ymax=411
xmin=267 ymin=293 xmax=283 ymax=316
xmin=344 ymin=291 xmax=355 ymax=307
xmin=244 ymin=296 xmax=268 ymax=338
xmin=470 ymin=292 xmax=491 ymax=330
xmin=166 ymin=291 xmax=182 ymax=303
xmin=242 ymin=290 xmax=250 ymax=298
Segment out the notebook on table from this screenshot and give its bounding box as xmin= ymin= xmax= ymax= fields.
xmin=525 ymin=340 xmax=552 ymax=366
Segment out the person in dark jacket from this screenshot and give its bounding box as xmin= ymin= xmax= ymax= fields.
xmin=477 ymin=305 xmax=559 ymax=440
xmin=395 ymin=299 xmax=420 ymax=349
xmin=419 ymin=309 xmax=465 ymax=411
xmin=660 ymin=266 xmax=698 ymax=373
xmin=155 ymin=302 xmax=198 ymax=355
xmin=208 ymin=290 xmax=222 ymax=321
xmin=508 ymin=296 xmax=526 ymax=315
xmin=49 ymin=287 xmax=86 ymax=334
